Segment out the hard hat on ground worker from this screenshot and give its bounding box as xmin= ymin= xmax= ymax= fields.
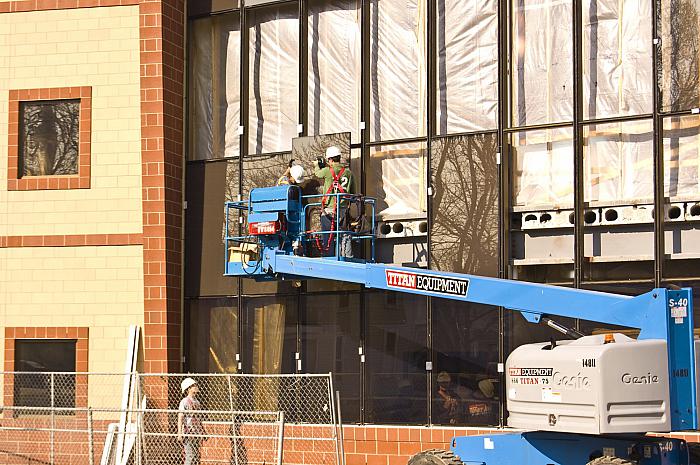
xmin=325 ymin=145 xmax=342 ymax=160
xmin=289 ymin=164 xmax=305 ymax=183
xmin=436 ymin=371 xmax=451 ymax=383
xmin=181 ymin=377 xmax=197 ymax=393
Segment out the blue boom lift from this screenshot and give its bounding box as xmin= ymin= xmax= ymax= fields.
xmin=224 ymin=185 xmax=699 ymax=465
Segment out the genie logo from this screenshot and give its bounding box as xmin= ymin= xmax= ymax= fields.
xmin=621 ymin=372 xmax=660 ymax=384
xmin=552 ymin=371 xmax=591 ymax=390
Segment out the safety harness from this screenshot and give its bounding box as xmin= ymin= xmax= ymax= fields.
xmin=316 ymin=165 xmax=347 ymax=252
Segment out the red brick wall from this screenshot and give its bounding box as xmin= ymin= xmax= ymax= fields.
xmin=138 ymin=0 xmax=185 ymax=380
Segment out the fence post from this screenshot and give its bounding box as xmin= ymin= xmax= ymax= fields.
xmin=335 ymin=390 xmax=345 ymax=465
xmin=328 ymin=374 xmax=340 ymax=465
xmin=276 ymin=411 xmax=285 ymax=465
xmin=50 ymin=373 xmax=55 ymax=465
xmin=88 ymin=407 xmax=94 ymax=465
xmin=227 ymin=375 xmax=240 ymax=465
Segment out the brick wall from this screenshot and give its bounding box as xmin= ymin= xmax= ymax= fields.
xmin=0 ymin=5 xmax=143 ymax=237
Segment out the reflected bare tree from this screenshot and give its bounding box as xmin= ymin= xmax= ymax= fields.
xmin=21 ymin=100 xmax=79 ymax=176
xmin=430 ymin=134 xmax=498 ymax=276
xmin=662 ymin=0 xmax=700 ymax=111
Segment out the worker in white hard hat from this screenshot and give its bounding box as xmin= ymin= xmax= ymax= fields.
xmin=313 ymin=145 xmax=356 ymax=258
xmin=178 ymin=377 xmax=205 ymax=465
xmin=277 ymin=159 xmax=306 ymax=186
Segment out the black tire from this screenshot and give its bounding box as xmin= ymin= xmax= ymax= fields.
xmin=407 ymin=449 xmax=463 ymax=465
xmin=587 ymin=456 xmax=637 ymax=465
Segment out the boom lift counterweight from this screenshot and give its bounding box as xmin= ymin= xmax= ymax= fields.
xmin=224 ymin=185 xmax=699 ymax=465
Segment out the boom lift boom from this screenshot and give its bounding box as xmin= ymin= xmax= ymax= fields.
xmin=224 ymin=185 xmax=699 ymax=465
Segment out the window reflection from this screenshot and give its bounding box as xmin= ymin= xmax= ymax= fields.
xmin=432 ymin=299 xmax=499 ymax=426
xmin=659 ymin=0 xmax=700 ymax=112
xmin=20 ymin=100 xmax=79 ymax=176
xmin=365 ymin=291 xmax=427 ymax=424
xmin=187 ymin=298 xmax=239 ymax=373
xmin=431 ymin=134 xmax=498 ymax=276
xmin=301 ymin=293 xmax=361 ymax=422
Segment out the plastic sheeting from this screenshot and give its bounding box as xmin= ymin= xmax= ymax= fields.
xmin=370 ymin=0 xmax=427 ymax=141
xmin=368 ymin=142 xmax=427 ymax=219
xmin=436 ymin=0 xmax=498 ymax=133
xmin=189 ymin=14 xmax=240 ymax=160
xmin=512 ymin=127 xmax=574 ymax=207
xmin=512 ymin=0 xmax=573 ymax=127
xmin=308 ymin=0 xmax=362 ymax=142
xmin=248 ymin=5 xmax=299 ymax=155
xmin=663 ymin=115 xmax=700 ymax=198
xmin=659 ymin=0 xmax=700 ymax=112
xmin=582 ymin=0 xmax=652 ymax=119
xmin=583 ymin=120 xmax=654 ymax=203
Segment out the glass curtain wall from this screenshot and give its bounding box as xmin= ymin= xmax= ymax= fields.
xmin=184 ymin=0 xmax=700 ymax=427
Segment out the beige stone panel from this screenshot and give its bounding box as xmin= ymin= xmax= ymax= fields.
xmin=0 ymin=6 xmax=143 ymax=237
xmin=0 ymin=245 xmax=144 ymax=407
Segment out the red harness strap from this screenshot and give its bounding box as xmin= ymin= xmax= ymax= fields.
xmin=317 ymin=165 xmax=346 ymax=252
xmin=321 ymin=165 xmax=346 ymax=209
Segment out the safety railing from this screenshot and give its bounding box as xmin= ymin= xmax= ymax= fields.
xmin=224 ymin=187 xmax=377 ymax=274
xmin=0 ymin=372 xmax=343 ymax=465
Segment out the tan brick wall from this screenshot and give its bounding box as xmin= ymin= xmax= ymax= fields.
xmin=0 ymin=5 xmax=142 ymax=236
xmin=0 ymin=245 xmax=144 ymax=404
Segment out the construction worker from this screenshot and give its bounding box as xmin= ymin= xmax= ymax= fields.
xmin=277 ymin=159 xmax=306 ymax=186
xmin=314 ymin=146 xmax=356 ymax=258
xmin=178 ymin=377 xmax=205 ymax=465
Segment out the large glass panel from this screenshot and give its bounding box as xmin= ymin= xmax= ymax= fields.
xmin=663 ymin=115 xmax=700 ymax=199
xmin=582 ymin=120 xmax=654 ymax=279
xmin=584 ymin=120 xmax=654 ymax=204
xmin=659 ymin=0 xmax=700 ymax=112
xmin=241 ymin=295 xmax=298 ymax=374
xmin=436 ymin=0 xmax=498 ymax=133
xmin=582 ymin=0 xmax=652 ymax=119
xmin=511 ymin=0 xmax=573 ymax=127
xmin=187 ymin=298 xmax=239 ymax=373
xmin=365 ymin=291 xmax=427 ymax=424
xmin=185 ymin=159 xmax=239 ymax=297
xmin=510 ymin=127 xmax=574 ymax=283
xmin=662 ymin=115 xmax=700 ymax=276
xmin=511 ymin=127 xmax=574 ymax=208
xmin=301 ymin=293 xmax=361 ymax=422
xmin=367 ymin=141 xmax=427 ymax=220
xmin=369 ymin=0 xmax=427 ymax=141
xmin=248 ymin=4 xmax=299 ymax=155
xmin=308 ymin=0 xmax=362 ymax=142
xmin=432 ymin=300 xmax=500 ymax=426
xmin=431 ymin=134 xmax=498 ymax=276
xmin=189 ymin=13 xmax=240 ymax=160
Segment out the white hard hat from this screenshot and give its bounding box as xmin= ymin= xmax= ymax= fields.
xmin=325 ymin=145 xmax=342 ymax=160
xmin=289 ymin=164 xmax=305 ymax=183
xmin=181 ymin=377 xmax=197 ymax=393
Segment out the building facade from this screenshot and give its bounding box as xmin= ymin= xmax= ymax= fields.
xmin=4 ymin=0 xmax=700 ymax=463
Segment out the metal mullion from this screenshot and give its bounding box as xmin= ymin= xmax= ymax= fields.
xmin=426 ymin=0 xmax=435 ymax=426
xmin=503 ymin=121 xmax=573 ymax=133
xmin=359 ymin=0 xmax=370 ymax=424
xmin=498 ymin=0 xmax=511 ymax=429
xmin=652 ymin=0 xmax=665 ymax=286
xmin=298 ymin=0 xmax=308 ymax=138
xmin=237 ymin=2 xmax=249 ymax=372
xmin=580 ymin=113 xmax=654 ymax=126
xmin=245 ymin=0 xmax=297 ymax=10
xmin=431 ymin=129 xmax=498 ymax=141
xmin=365 ymin=136 xmax=428 ymax=147
xmin=573 ymin=0 xmax=584 ymax=289
xmin=659 ymin=109 xmax=700 ymax=119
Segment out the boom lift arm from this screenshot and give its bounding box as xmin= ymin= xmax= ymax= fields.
xmin=225 ymin=184 xmax=699 ymax=464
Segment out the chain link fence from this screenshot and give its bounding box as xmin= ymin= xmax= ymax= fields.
xmin=0 ymin=372 xmax=342 ymax=465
